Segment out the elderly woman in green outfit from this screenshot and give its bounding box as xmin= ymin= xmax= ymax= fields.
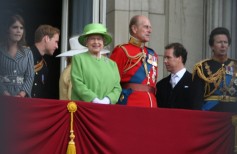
xmin=71 ymin=23 xmax=122 ymax=104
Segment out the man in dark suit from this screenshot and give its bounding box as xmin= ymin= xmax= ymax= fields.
xmin=156 ymin=43 xmax=192 ymax=109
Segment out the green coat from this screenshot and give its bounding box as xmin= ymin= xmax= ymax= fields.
xmin=71 ymin=52 xmax=121 ymax=104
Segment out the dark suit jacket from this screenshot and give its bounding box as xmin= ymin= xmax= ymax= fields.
xmin=31 ymin=45 xmax=49 ymax=98
xmin=156 ymin=71 xmax=193 ymax=109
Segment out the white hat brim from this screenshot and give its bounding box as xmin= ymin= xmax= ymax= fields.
xmin=56 ymin=49 xmax=88 ymax=57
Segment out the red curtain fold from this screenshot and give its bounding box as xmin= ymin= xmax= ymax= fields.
xmin=74 ymin=103 xmax=234 ymax=154
xmin=0 ymin=96 xmax=235 ymax=154
xmin=2 ymin=97 xmax=70 ymax=154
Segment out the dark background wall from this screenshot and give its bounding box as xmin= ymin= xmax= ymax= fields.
xmin=0 ymin=0 xmax=62 ymax=99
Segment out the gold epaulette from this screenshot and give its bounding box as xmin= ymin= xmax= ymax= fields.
xmin=192 ymin=58 xmax=227 ymax=98
xmin=34 ymin=59 xmax=46 ymax=72
xmin=193 ymin=58 xmax=210 ymax=69
xmin=119 ymin=45 xmax=143 ymax=59
xmin=118 ymin=44 xmax=144 ymax=73
xmin=192 ymin=59 xmax=210 ymax=80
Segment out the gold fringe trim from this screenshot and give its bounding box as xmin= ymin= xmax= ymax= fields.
xmin=119 ymin=45 xmax=145 ymax=73
xmin=66 ymin=102 xmax=77 ymax=154
xmin=120 ymin=44 xmax=151 ymax=84
xmin=192 ymin=59 xmax=224 ymax=98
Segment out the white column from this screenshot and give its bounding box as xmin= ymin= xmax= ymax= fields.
xmin=60 ymin=0 xmax=69 ymax=72
xmin=93 ymin=0 xmax=100 ymax=23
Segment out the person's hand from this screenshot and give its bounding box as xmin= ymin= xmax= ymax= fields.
xmin=92 ymin=97 xmax=110 ymax=104
xmin=101 ymin=97 xmax=110 ymax=104
xmin=16 ymin=91 xmax=26 ymax=97
xmin=92 ymin=98 xmax=103 ymax=104
xmin=3 ymin=90 xmax=11 ymax=96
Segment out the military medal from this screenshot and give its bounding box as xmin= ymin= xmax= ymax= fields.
xmin=234 ymin=78 xmax=237 ymax=86
xmin=152 ymin=66 xmax=156 ymax=83
xmin=147 ymin=54 xmax=153 ymax=64
xmin=228 ymin=87 xmax=236 ymax=96
xmin=152 ymin=56 xmax=157 ymax=66
xmin=147 ymin=76 xmax=150 ymax=85
xmin=225 ymin=66 xmax=233 ymax=75
xmin=42 ymin=74 xmax=45 ymax=84
xmin=147 ymin=54 xmax=157 ymax=66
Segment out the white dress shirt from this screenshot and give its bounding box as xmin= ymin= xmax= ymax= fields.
xmin=170 ymin=68 xmax=186 ymax=88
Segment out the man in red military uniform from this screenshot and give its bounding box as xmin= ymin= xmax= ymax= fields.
xmin=110 ymin=15 xmax=158 ymax=108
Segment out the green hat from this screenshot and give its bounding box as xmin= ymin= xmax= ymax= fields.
xmin=78 ymin=23 xmax=112 ymax=46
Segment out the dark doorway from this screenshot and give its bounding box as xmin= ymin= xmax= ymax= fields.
xmin=0 ymin=0 xmax=62 ymax=99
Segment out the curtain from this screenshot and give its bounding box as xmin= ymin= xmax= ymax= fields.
xmin=0 ymin=96 xmax=235 ymax=154
xmin=69 ymin=0 xmax=93 ymax=37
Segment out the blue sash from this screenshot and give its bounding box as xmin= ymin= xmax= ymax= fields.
xmin=118 ymin=48 xmax=155 ymax=105
xmin=202 ymin=101 xmax=219 ymax=110
xmin=202 ymin=72 xmax=233 ymax=110
xmin=129 ymin=48 xmax=153 ymax=83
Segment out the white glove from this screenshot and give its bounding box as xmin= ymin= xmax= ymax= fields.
xmin=101 ymin=97 xmax=110 ymax=104
xmin=92 ymin=98 xmax=102 ymax=104
xmin=92 ymin=97 xmax=110 ymax=104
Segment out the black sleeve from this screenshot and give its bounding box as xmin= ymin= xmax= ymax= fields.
xmin=189 ymin=73 xmax=205 ymax=110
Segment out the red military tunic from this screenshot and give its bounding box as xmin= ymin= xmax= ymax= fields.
xmin=110 ymin=37 xmax=158 ymax=108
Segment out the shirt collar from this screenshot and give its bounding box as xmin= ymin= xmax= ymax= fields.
xmin=172 ymin=68 xmax=186 ymax=78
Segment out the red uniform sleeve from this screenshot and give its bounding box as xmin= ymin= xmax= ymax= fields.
xmin=110 ymin=46 xmax=127 ymax=79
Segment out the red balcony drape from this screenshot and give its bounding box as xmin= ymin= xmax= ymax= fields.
xmin=0 ymin=96 xmax=235 ymax=154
